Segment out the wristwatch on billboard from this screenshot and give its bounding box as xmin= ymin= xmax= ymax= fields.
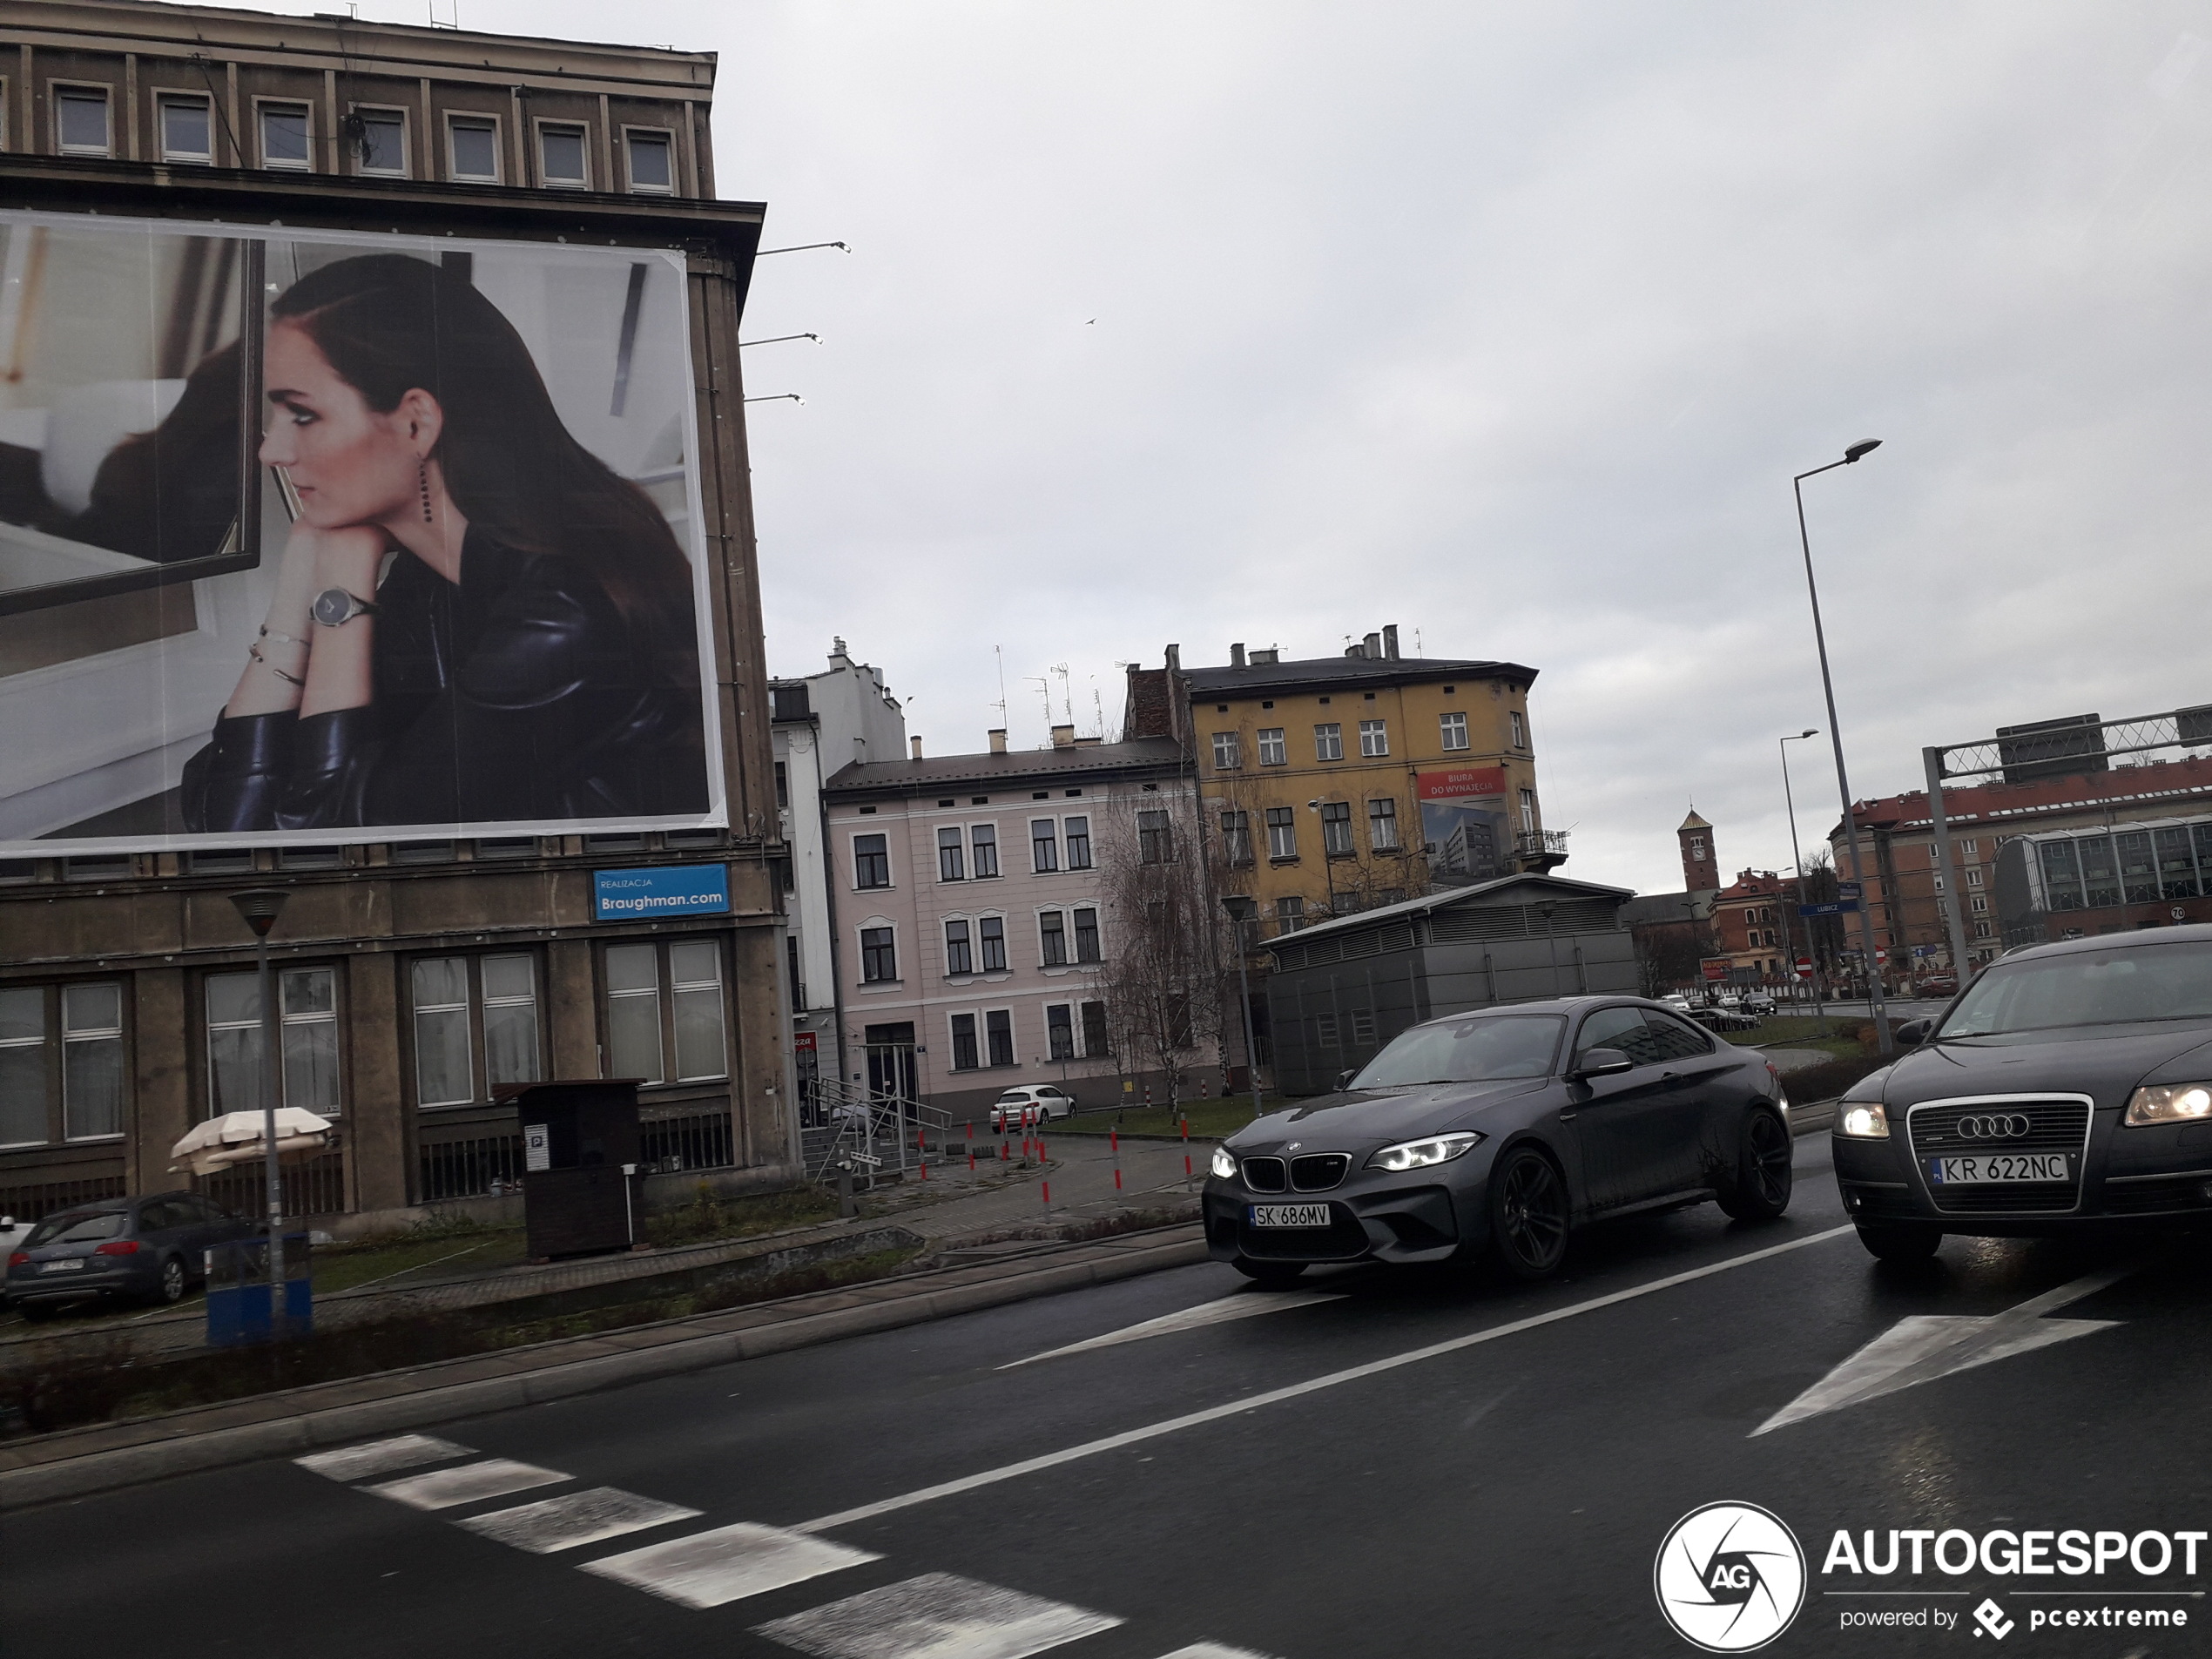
xmin=310 ymin=588 xmax=381 ymax=627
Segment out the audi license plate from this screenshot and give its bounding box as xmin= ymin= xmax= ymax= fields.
xmin=1249 ymin=1204 xmax=1332 ymax=1229
xmin=39 ymin=1258 xmax=84 ymax=1272
xmin=1929 ymin=1154 xmax=2070 ymax=1184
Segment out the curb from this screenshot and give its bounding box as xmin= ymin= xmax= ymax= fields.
xmin=0 ymin=1225 xmax=1210 ymax=1512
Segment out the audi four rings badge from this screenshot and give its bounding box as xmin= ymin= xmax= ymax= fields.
xmin=1956 ymin=1114 xmax=2033 ymax=1139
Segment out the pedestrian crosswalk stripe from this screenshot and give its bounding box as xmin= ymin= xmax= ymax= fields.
xmin=582 ymin=1521 xmax=880 ymax=1609
xmin=365 ymin=1458 xmax=570 ymax=1511
xmin=754 ymin=1571 xmax=1121 ymax=1659
xmin=455 ymin=1487 xmax=701 ymax=1554
xmin=295 ymin=1434 xmax=475 ymax=1482
xmin=1155 ymin=1645 xmax=1281 ymax=1659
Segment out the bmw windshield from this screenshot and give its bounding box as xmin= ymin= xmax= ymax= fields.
xmin=1349 ymin=1015 xmax=1565 ymax=1088
xmin=1937 ymin=939 xmax=2212 ymax=1038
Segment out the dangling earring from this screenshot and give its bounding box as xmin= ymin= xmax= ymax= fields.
xmin=418 ymin=458 xmax=434 ymax=523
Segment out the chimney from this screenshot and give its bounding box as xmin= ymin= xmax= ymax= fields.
xmin=988 ymin=728 xmax=1008 ymax=754
xmin=1251 ymin=647 xmax=1279 ymax=665
xmin=1363 ymin=631 xmax=1382 ymax=659
xmin=830 ymin=636 xmax=850 ymax=665
xmin=1050 ymin=724 xmax=1076 ymax=749
xmin=1163 ymin=643 xmax=1181 ymax=673
xmin=1382 ymin=624 xmax=1399 ymax=659
xmin=1230 ymin=642 xmax=1246 ymax=669
xmin=1345 ymin=643 xmax=1364 ymax=658
xmin=909 ymin=736 xmax=923 ymax=761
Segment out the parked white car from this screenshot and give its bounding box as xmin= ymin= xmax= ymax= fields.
xmin=988 ymin=1086 xmax=1076 ymax=1130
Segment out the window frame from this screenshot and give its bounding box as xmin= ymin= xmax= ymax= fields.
xmin=597 ymin=935 xmax=729 ymax=1086
xmin=1211 ymin=731 xmax=1241 ymax=771
xmin=937 ymin=826 xmax=966 ymax=882
xmin=52 ymin=81 xmax=113 ymax=158
xmin=1257 ymin=728 xmax=1287 ymax=766
xmin=253 ymin=97 xmax=314 ymax=172
xmin=1030 ymin=819 xmax=1060 ymax=873
xmin=1519 ymin=788 xmax=1537 ymax=833
xmin=943 ymin=917 xmax=974 ymax=977
xmin=1509 ymin=710 xmax=1527 ymax=748
xmin=1367 ymin=797 xmax=1400 ymax=852
xmin=1039 ymin=909 xmax=1069 ymax=968
xmin=1440 ymin=711 xmax=1469 ymax=752
xmin=534 ymin=117 xmax=590 ymax=188
xmin=1220 ymin=809 xmax=1253 ymax=867
xmin=970 ymin=823 xmax=1001 ymax=879
xmin=154 ymin=90 xmax=215 ymax=164
xmin=851 ymin=830 xmax=893 ymax=890
xmin=948 ymin=1011 xmax=981 ymax=1072
xmin=0 ymin=980 xmax=132 ymax=1147
xmin=1314 ymin=722 xmax=1344 ymax=762
xmin=985 ymin=1007 xmax=1015 ymax=1068
xmin=445 ymin=111 xmax=503 ymax=183
xmin=1265 ymin=806 xmax=1298 ymax=860
xmin=1080 ymin=999 xmax=1110 ymax=1058
xmin=1359 ymin=718 xmax=1389 ymax=758
xmin=1045 ymin=1002 xmax=1076 ymax=1062
xmin=1073 ymin=907 xmax=1102 ymax=964
xmin=203 ymin=963 xmax=341 ymax=1122
xmin=622 ymin=124 xmax=677 ymax=194
xmin=406 ymin=950 xmax=546 ymax=1109
xmin=859 ymin=925 xmax=899 ymax=984
xmin=351 ymin=104 xmax=410 ymax=177
xmin=1137 ymin=807 xmax=1173 ymax=865
xmin=978 ymin=914 xmax=1008 ymax=974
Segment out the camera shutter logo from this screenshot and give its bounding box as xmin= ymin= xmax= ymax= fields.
xmin=1654 ymin=1501 xmax=1805 ymax=1652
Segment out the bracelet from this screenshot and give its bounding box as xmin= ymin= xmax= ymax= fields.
xmin=249 ymin=644 xmax=306 ymax=688
xmin=259 ymin=624 xmax=309 ymax=649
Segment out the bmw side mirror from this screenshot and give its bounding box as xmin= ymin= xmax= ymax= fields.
xmin=1895 ymin=1018 xmax=1932 ymax=1047
xmin=1571 ymin=1048 xmax=1635 ymax=1080
xmin=1334 ymin=1069 xmax=1359 ymax=1091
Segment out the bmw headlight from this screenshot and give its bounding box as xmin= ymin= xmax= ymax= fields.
xmin=1210 ymin=1144 xmax=1238 ymax=1180
xmin=1837 ymin=1103 xmax=1890 ymax=1139
xmin=2125 ymin=1082 xmax=2212 ymax=1126
xmin=1366 ymin=1131 xmax=1481 ymax=1172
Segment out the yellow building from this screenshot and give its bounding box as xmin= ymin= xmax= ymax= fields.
xmin=1123 ymin=628 xmax=1560 ymax=939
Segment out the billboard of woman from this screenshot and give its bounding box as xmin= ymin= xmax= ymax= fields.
xmin=0 ymin=213 xmax=722 ymax=852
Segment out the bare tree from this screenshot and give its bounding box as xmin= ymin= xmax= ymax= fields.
xmin=1091 ymin=787 xmax=1224 ymax=1105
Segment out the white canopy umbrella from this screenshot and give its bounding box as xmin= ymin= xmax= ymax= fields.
xmin=169 ymin=1109 xmax=334 ymax=1177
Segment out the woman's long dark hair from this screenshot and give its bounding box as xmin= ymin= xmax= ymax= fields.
xmin=271 ymin=253 xmax=696 ymax=682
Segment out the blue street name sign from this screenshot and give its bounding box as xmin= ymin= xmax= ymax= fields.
xmin=1798 ymin=899 xmax=1862 ymax=918
xmin=593 ymin=864 xmax=731 ymax=921
xmin=1837 ymin=880 xmax=1863 ymax=900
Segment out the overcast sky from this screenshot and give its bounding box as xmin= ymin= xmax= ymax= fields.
xmin=225 ymin=2 xmax=2212 ymax=894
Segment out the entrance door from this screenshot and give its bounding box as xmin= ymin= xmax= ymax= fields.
xmin=863 ymin=1022 xmax=919 ymax=1117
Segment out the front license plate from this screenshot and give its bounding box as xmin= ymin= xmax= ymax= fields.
xmin=1929 ymin=1154 xmax=2070 ymax=1184
xmin=40 ymin=1258 xmax=84 ymax=1272
xmin=1248 ymin=1204 xmax=1332 ymax=1229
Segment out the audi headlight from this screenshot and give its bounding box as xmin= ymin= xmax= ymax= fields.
xmin=2125 ymin=1082 xmax=2212 ymax=1126
xmin=1837 ymin=1103 xmax=1890 ymax=1139
xmin=1366 ymin=1131 xmax=1481 ymax=1172
xmin=1210 ymin=1144 xmax=1238 ymax=1180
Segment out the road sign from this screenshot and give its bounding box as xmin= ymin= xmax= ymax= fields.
xmin=1838 ymin=880 xmax=1863 ymax=901
xmin=1794 ymin=956 xmax=1813 ymax=975
xmin=1797 ymin=900 xmax=1860 ymax=917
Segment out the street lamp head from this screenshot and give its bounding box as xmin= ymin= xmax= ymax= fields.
xmin=1796 ymin=728 xmax=1817 ymax=739
xmin=1221 ymin=894 xmax=1258 ymax=922
xmin=228 ymin=887 xmax=289 ymax=939
xmin=1843 ymin=439 xmax=1882 ymax=463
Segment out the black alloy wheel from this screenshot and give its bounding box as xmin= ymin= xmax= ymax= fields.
xmin=1489 ymin=1146 xmax=1570 ymax=1281
xmin=1717 ymin=1109 xmax=1793 ymax=1221
xmin=1856 ymin=1221 xmax=1942 ymax=1263
xmin=1233 ymin=1258 xmax=1308 ymax=1288
xmin=156 ymin=1255 xmax=187 ymax=1305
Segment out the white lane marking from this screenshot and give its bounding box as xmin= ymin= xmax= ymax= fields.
xmin=799 ymin=1224 xmax=1855 ymax=1534
xmin=364 ymin=1458 xmax=570 ymax=1511
xmin=454 ymin=1487 xmax=702 ymax=1554
xmin=999 ymin=1289 xmax=1345 ymax=1369
xmin=1753 ymin=1262 xmax=2139 ymax=1435
xmin=582 ymin=1521 xmax=880 ymax=1609
xmin=754 ymin=1571 xmax=1120 ymax=1659
xmin=1156 ymin=1645 xmax=1281 ymax=1659
xmin=295 ymin=1433 xmax=474 ymax=1482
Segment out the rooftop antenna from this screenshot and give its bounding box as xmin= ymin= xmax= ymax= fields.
xmin=1050 ymin=662 xmax=1072 ymax=725
xmin=1092 ymin=685 xmax=1106 ymax=740
xmin=991 ymin=644 xmax=1008 ymax=732
xmin=1025 ymin=675 xmax=1053 ymax=733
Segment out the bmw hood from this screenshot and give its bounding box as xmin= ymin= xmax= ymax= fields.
xmin=1884 ymin=1023 xmax=2212 ymax=1112
xmin=1226 ymin=1080 xmax=1547 ymax=1150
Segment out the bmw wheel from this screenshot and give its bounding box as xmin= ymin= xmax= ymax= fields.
xmin=1856 ymin=1221 xmax=1941 ymax=1263
xmin=1716 ymin=1109 xmax=1792 ymax=1221
xmin=1489 ymin=1146 xmax=1569 ymax=1281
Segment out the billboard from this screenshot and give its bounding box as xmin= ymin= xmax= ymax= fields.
xmin=1417 ymin=765 xmax=1509 ymax=885
xmin=0 ymin=210 xmax=723 ymax=854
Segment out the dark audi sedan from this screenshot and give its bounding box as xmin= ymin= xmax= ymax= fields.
xmin=5 ymin=1192 xmax=253 ymax=1318
xmin=1204 ymin=997 xmax=1794 ymax=1284
xmin=1834 ymin=925 xmax=2212 ymax=1261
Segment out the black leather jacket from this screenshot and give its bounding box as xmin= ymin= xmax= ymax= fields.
xmin=183 ymin=531 xmax=708 ymax=832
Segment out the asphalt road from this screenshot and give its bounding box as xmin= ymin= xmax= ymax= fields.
xmin=13 ymin=1135 xmax=2212 ymax=1658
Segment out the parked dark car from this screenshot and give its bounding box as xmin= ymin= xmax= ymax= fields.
xmin=1203 ymin=997 xmax=1794 ymax=1285
xmin=1833 ymin=926 xmax=2212 ymax=1261
xmin=4 ymin=1192 xmax=254 ymax=1318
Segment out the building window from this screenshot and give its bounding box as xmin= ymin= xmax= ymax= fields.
xmin=1314 ymin=722 xmax=1344 ymax=761
xmin=158 ymin=94 xmax=213 ymax=163
xmin=206 ymin=968 xmax=338 ymax=1119
xmin=1258 ymin=728 xmax=1287 ymax=766
xmin=0 ymin=983 xmax=127 ymax=1144
xmin=603 ymin=939 xmax=726 ymax=1083
xmin=1519 ymin=789 xmax=1537 ymax=833
xmin=1689 ymin=836 xmax=1706 ymax=860
xmin=354 ymin=107 xmax=408 ymax=174
xmin=1138 ymin=808 xmax=1173 ymax=863
xmin=1212 ymin=732 xmax=1241 ymax=771
xmin=1046 ymin=1004 xmax=1076 ymax=1062
xmin=1440 ymin=711 xmax=1469 ymax=752
xmin=853 ymin=833 xmax=891 ymax=889
xmin=982 ymin=1008 xmax=1016 ymax=1067
xmin=1081 ymin=1001 xmax=1110 ymax=1057
xmin=1510 ymin=711 xmax=1527 ymax=748
xmin=1966 ymin=867 xmax=1984 ymax=887
xmin=259 ymin=101 xmax=312 ymax=170
xmin=1032 ymin=819 xmax=1059 ymax=873
xmin=447 ymin=114 xmax=500 ymax=181
xmin=980 ymin=916 xmax=1008 ymax=972
xmin=1221 ymin=810 xmax=1253 ymax=867
xmin=1368 ymin=798 xmax=1399 ymax=851
xmin=941 ymin=919 xmax=972 ymax=976
xmin=56 ymin=86 xmax=111 ymax=156
xmin=476 ymin=836 xmax=537 ymax=859
xmin=1074 ymin=907 xmax=1101 ymax=963
xmin=1266 ymin=806 xmax=1298 ymax=860
xmin=949 ymin=1012 xmax=980 ymax=1071
xmin=860 ymin=927 xmax=898 ymax=984
xmin=1960 ymin=839 xmax=1979 ymax=857
xmin=0 ymin=987 xmax=47 ymax=1145
xmin=937 ymin=826 xmax=965 ymax=881
xmin=1974 ymin=921 xmax=1992 ymax=939
xmin=971 ymin=824 xmax=1000 ymax=878
xmin=1971 ymin=894 xmax=1989 ymax=914
xmin=538 ymin=121 xmax=588 ymax=186
xmin=1064 ymin=816 xmax=1092 ymax=870
xmin=1359 ymin=719 xmax=1389 ymax=758
xmin=409 ymin=954 xmax=542 ymax=1107
xmin=1320 ymin=800 xmax=1354 ymax=856
xmin=625 ymin=127 xmax=674 ymax=192
xmin=1041 ymin=912 xmax=1068 ymax=967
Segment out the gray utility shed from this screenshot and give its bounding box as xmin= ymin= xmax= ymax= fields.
xmin=1263 ymin=874 xmax=1638 ymax=1095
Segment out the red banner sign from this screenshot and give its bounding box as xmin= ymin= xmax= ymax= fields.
xmin=792 ymin=1031 xmax=818 ymax=1053
xmin=1701 ymin=958 xmax=1731 ymax=981
xmin=1416 ymin=765 xmax=1507 ymax=802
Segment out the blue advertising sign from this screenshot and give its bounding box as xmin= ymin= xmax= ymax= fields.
xmin=1797 ymin=900 xmax=1861 ymax=918
xmin=593 ymin=865 xmax=730 ymax=921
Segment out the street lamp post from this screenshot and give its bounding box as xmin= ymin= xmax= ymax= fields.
xmin=228 ymin=888 xmax=291 ymax=1326
xmin=1220 ymin=896 xmax=1267 ymax=1123
xmin=1792 ymin=440 xmax=1892 ymax=1054
xmin=1779 ymin=729 xmax=1828 ymax=1025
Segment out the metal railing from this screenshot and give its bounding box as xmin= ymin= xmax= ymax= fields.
xmin=200 ymin=1151 xmax=348 ymax=1221
xmin=799 ymin=1076 xmax=952 ymax=1186
xmin=639 ymin=1107 xmax=736 ymax=1175
xmin=418 ymin=1134 xmax=526 ymax=1204
xmin=0 ymin=1171 xmax=127 ymax=1224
